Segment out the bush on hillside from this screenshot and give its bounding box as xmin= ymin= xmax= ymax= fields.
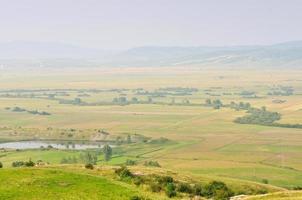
xmin=85 ymin=163 xmax=94 ymax=170
xmin=203 ymin=181 xmax=234 ymax=200
xmin=115 ymin=166 xmax=133 ymax=179
xmin=144 ymin=160 xmax=161 ymax=167
xmin=165 ymin=183 xmax=177 ymax=198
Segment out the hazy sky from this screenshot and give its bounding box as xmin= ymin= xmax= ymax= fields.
xmin=1 ymin=0 xmax=302 ymax=49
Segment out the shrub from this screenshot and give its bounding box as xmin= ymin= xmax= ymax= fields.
xmin=115 ymin=166 xmax=133 ymax=179
xmin=25 ymin=160 xmax=35 ymax=167
xmin=144 ymin=160 xmax=160 ymax=167
xmin=157 ymin=176 xmax=173 ymax=185
xmin=12 ymin=161 xmax=25 ymax=167
xmin=165 ymin=183 xmax=177 ymax=198
xmin=177 ymin=182 xmax=193 ymax=194
xmin=85 ymin=163 xmax=94 ymax=170
xmin=293 ymin=186 xmax=302 ymax=190
xmin=262 ymin=179 xmax=269 ymax=184
xmin=0 ymin=162 xmax=2 ymax=168
xmin=203 ymin=181 xmax=233 ymax=200
xmin=193 ymin=184 xmax=203 ymax=196
xmin=130 ymin=196 xmax=142 ymax=200
xmin=125 ymin=159 xmax=137 ymax=166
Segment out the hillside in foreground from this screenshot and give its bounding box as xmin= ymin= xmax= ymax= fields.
xmin=0 ymin=167 xmax=167 ymax=200
xmin=0 ymin=165 xmax=294 ymax=200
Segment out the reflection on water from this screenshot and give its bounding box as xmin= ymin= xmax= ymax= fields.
xmin=0 ymin=141 xmax=107 ymax=150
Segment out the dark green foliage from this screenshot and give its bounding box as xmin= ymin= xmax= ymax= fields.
xmin=177 ymin=182 xmax=193 ymax=194
xmin=262 ymin=179 xmax=269 ymax=184
xmin=293 ymin=186 xmax=302 ymax=190
xmin=144 ymin=160 xmax=160 ymax=167
xmin=157 ymin=176 xmax=174 ymax=185
xmin=113 ymin=97 xmax=128 ymax=105
xmin=230 ymin=101 xmax=302 ymax=129
xmin=0 ymin=162 xmax=2 ymax=168
xmin=103 ymin=144 xmax=112 ymax=161
xmin=193 ymin=184 xmax=203 ymax=196
xmin=115 ymin=166 xmax=133 ymax=179
xmin=165 ymin=183 xmax=177 ymax=198
xmin=25 ymin=159 xmax=35 ymax=167
xmin=234 ymin=108 xmax=281 ymax=125
xmin=12 ymin=161 xmax=25 ymax=167
xmin=211 ymin=99 xmax=223 ymax=109
xmin=125 ymin=159 xmax=137 ymax=166
xmin=130 ymin=196 xmax=142 ymax=200
xmin=85 ymin=163 xmax=94 ymax=170
xmin=203 ymin=181 xmax=234 ymax=200
xmin=10 ymin=107 xmax=51 ymax=115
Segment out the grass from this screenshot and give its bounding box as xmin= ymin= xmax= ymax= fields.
xmin=0 ymin=68 xmax=302 ymax=190
xmin=0 ymin=168 xmax=167 ymax=200
xmin=246 ymin=191 xmax=302 ymax=199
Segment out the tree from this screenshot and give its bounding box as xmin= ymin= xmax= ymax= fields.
xmin=127 ymin=134 xmax=132 ymax=144
xmin=131 ymin=97 xmax=138 ymax=103
xmin=84 ymin=152 xmax=97 ymax=165
xmin=0 ymin=162 xmax=3 ymax=168
xmin=205 ymin=99 xmax=212 ymax=105
xmin=103 ymin=144 xmax=112 ymax=161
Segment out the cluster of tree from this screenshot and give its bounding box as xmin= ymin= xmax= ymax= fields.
xmin=61 ymin=152 xmax=99 ymax=164
xmin=229 ymin=101 xmax=251 ymax=111
xmin=205 ymin=99 xmax=223 ymax=109
xmin=115 ymin=167 xmax=235 ymax=199
xmin=7 ymin=107 xmax=51 ymax=115
xmin=234 ymin=107 xmax=281 ymax=125
xmin=12 ymin=159 xmax=35 ymax=167
xmin=115 ymin=135 xmax=132 ymax=145
xmin=270 ymin=123 xmax=302 ymax=129
xmin=268 ymin=86 xmax=294 ymax=96
xmin=112 ymin=97 xmax=129 ymax=105
xmin=60 ymin=145 xmax=113 ymax=166
xmin=59 ymin=98 xmax=85 ymax=105
xmin=229 ymin=101 xmax=302 ymax=129
xmin=135 ymin=87 xmax=198 ymax=97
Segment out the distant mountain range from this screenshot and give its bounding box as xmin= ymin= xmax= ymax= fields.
xmin=1 ymin=41 xmax=302 ymax=69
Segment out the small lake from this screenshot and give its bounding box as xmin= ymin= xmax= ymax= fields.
xmin=0 ymin=141 xmax=109 ymax=150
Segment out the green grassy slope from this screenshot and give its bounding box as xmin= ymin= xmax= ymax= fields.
xmin=245 ymin=191 xmax=302 ymax=199
xmin=0 ymin=168 xmax=167 ymax=200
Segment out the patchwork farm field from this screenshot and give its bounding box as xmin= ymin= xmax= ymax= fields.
xmin=0 ymin=68 xmax=302 ymax=198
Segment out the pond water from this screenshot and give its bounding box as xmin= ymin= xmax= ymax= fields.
xmin=0 ymin=141 xmax=108 ymax=150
